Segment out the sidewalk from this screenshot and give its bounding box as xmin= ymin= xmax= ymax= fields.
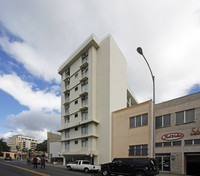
xmin=159 ymin=173 xmax=188 ymax=176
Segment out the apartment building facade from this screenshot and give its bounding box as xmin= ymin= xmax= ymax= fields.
xmin=58 ymin=34 xmax=137 ymax=165
xmin=7 ymin=135 xmax=38 ymax=151
xmin=112 ymin=92 xmax=200 ymax=175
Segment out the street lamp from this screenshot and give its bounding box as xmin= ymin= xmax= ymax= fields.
xmin=137 ymin=47 xmax=155 ymax=158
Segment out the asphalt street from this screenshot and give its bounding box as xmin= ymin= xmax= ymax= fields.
xmin=0 ymin=159 xmax=101 ymax=176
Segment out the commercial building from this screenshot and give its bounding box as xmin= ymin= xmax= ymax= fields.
xmin=7 ymin=135 xmax=38 ymax=152
xmin=57 ymin=34 xmax=137 ymax=165
xmin=112 ymin=92 xmax=200 ymax=175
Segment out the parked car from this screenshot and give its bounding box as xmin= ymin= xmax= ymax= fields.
xmin=66 ymin=160 xmax=100 ymax=173
xmin=101 ymin=158 xmax=158 ymax=176
xmin=4 ymin=156 xmax=12 ymax=160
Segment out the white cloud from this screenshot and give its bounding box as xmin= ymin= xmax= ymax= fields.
xmin=0 ymin=73 xmax=60 ymax=111
xmin=1 ymin=110 xmax=60 ymax=142
xmin=0 ymin=0 xmax=199 ymax=104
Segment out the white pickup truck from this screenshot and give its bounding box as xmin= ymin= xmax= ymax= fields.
xmin=66 ymin=160 xmax=100 ymax=173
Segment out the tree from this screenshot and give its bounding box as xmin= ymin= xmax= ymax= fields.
xmin=0 ymin=138 xmax=11 ymax=153
xmin=35 ymin=140 xmax=47 ymax=152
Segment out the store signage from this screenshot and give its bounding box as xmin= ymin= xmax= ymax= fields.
xmin=161 ymin=132 xmax=184 ymax=141
xmin=191 ymin=127 xmax=200 ymax=136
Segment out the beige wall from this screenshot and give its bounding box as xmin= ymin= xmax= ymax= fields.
xmin=112 ymin=101 xmax=153 ymax=159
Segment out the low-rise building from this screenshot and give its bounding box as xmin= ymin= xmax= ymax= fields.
xmin=112 ymin=92 xmax=200 ymax=175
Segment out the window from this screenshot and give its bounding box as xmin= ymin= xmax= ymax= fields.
xmin=75 ymin=87 xmax=78 ymax=91
xmin=65 ymin=80 xmax=70 ymax=89
xmin=65 ymin=92 xmax=70 ymax=102
xmin=81 ymin=125 xmax=88 ymax=135
xmin=75 ymin=113 xmax=78 ymax=118
xmin=172 ymin=141 xmax=181 ymax=146
xmin=156 ymin=154 xmax=171 ymax=171
xmin=75 ymin=127 xmax=78 ymax=131
xmin=65 ymin=117 xmax=70 ymax=124
xmin=129 ymin=144 xmax=148 ymax=156
xmin=82 ymin=110 xmax=88 ymax=120
xmin=82 ymin=53 xmax=88 ymax=63
xmin=82 ymin=67 xmax=88 ymax=77
xmin=163 ymin=142 xmax=171 ymax=147
xmin=176 ymin=109 xmax=195 ymax=125
xmin=75 ymin=100 xmax=78 ymax=105
xmin=81 ymin=95 xmax=88 ymax=106
xmin=75 ymin=141 xmax=78 ymax=144
xmin=155 ymin=143 xmax=162 ymax=147
xmin=65 ymin=69 xmax=70 ymax=77
xmin=65 ymin=141 xmax=70 ymax=150
xmin=81 ymin=138 xmax=88 ymax=147
xmin=75 ymin=73 xmax=78 ymax=78
xmin=194 ymin=139 xmax=200 ymax=144
xmin=156 ymin=114 xmax=171 ymax=128
xmin=130 ymin=113 xmax=148 ymax=128
xmin=82 ymin=161 xmax=90 ymax=164
xmin=81 ymin=81 xmax=88 ymax=92
xmin=185 ymin=139 xmax=200 ymax=146
xmin=65 ymin=130 xmax=70 ymax=138
xmin=65 ymin=106 xmax=70 ymax=114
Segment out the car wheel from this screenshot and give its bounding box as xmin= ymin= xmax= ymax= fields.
xmin=84 ymin=168 xmax=89 ymax=173
xmin=134 ymin=172 xmax=146 ymax=176
xmin=101 ymin=168 xmax=110 ymax=176
xmin=67 ymin=166 xmax=72 ymax=171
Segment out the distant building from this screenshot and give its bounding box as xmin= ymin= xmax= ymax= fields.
xmin=7 ymin=135 xmax=37 ymax=152
xmin=58 ymin=34 xmax=137 ymax=165
xmin=112 ymin=92 xmax=200 ymax=175
xmin=47 ymin=132 xmax=61 ymax=162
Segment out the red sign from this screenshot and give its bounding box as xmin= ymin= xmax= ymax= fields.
xmin=191 ymin=127 xmax=200 ymax=135
xmin=161 ymin=132 xmax=184 ymax=141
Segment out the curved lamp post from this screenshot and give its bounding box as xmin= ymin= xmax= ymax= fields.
xmin=137 ymin=47 xmax=155 ymax=158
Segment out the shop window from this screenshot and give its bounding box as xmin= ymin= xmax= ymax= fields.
xmin=129 ymin=144 xmax=148 ymax=156
xmin=156 ymin=154 xmax=171 ymax=171
xmin=130 ymin=113 xmax=148 ymax=128
xmin=176 ymin=109 xmax=195 ymax=125
xmin=156 ymin=114 xmax=171 ymax=129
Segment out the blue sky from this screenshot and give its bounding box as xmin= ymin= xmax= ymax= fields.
xmin=0 ymin=0 xmax=200 ymax=142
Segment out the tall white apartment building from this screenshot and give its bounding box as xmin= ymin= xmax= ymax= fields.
xmin=58 ymin=34 xmax=137 ymax=165
xmin=7 ymin=135 xmax=38 ymax=151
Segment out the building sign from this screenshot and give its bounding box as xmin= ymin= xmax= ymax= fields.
xmin=191 ymin=127 xmax=200 ymax=136
xmin=161 ymin=132 xmax=184 ymax=141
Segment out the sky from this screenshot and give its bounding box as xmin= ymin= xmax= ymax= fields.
xmin=0 ymin=0 xmax=200 ymax=142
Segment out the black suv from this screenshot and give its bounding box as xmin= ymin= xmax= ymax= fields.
xmin=101 ymin=158 xmax=158 ymax=176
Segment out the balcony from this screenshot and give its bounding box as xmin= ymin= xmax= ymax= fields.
xmin=80 ymin=53 xmax=88 ymax=69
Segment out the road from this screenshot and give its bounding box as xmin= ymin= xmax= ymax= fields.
xmin=0 ymin=159 xmax=101 ymax=176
